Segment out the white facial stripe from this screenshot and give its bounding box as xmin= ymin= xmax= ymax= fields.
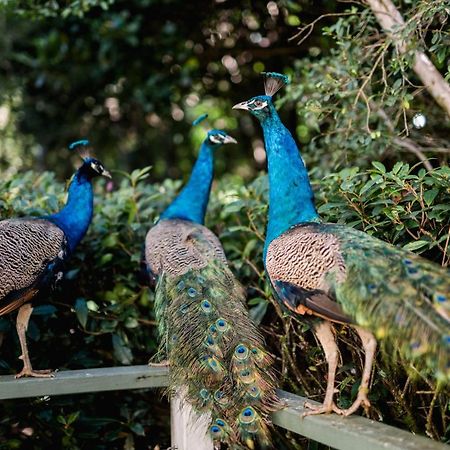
xmin=90 ymin=162 xmax=104 ymax=172
xmin=209 ymin=135 xmax=223 ymax=144
xmin=251 ymin=100 xmax=268 ymax=110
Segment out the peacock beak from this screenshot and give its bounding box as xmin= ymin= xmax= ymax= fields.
xmin=232 ymin=101 xmax=250 ymax=111
xmin=102 ymin=170 xmax=112 ymax=179
xmin=222 ymin=135 xmax=238 ymax=144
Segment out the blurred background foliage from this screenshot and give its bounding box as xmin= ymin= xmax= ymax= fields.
xmin=0 ymin=0 xmax=449 ymax=448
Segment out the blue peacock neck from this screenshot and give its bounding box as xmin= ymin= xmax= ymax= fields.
xmin=46 ymin=168 xmax=94 ymax=253
xmin=260 ymin=105 xmax=319 ymax=257
xmin=160 ymin=140 xmax=214 ymax=225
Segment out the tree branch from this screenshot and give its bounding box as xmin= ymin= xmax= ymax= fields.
xmin=374 ymin=103 xmax=433 ymax=170
xmin=366 ymin=0 xmax=450 ymax=119
xmin=393 ymin=137 xmax=433 ymax=171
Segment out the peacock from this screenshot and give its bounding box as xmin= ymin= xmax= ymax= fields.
xmin=0 ymin=140 xmax=111 ymax=378
xmin=233 ymin=72 xmax=450 ymax=416
xmin=143 ymin=124 xmax=279 ymax=448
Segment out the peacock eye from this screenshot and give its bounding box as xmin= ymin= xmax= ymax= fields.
xmin=209 ymin=135 xmax=221 ymax=144
xmin=252 ymin=100 xmax=268 ymax=110
xmin=91 ymin=161 xmax=103 ymax=173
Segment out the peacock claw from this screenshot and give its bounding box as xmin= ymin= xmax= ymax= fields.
xmin=343 ymin=390 xmax=371 ymax=416
xmin=148 ymin=360 xmax=170 ymax=367
xmin=302 ymin=401 xmax=344 ymax=417
xmin=15 ymin=368 xmax=54 ymax=379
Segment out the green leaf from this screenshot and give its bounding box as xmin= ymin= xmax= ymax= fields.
xmin=67 ymin=411 xmax=80 ymax=425
xmin=392 ymin=161 xmax=404 ymax=175
xmin=371 ymin=161 xmax=386 ymax=173
xmin=33 ymin=305 xmax=57 ymax=315
xmin=243 ymin=239 xmax=257 ymax=258
xmin=423 ymin=189 xmax=439 ymax=206
xmin=248 ymin=297 xmax=266 ymax=306
xmin=74 ymin=298 xmax=89 ymax=328
xmin=100 ymin=253 xmax=113 ymax=265
xmin=359 ymin=179 xmax=378 ymax=196
xmin=402 ymin=240 xmax=429 ymax=251
xmin=112 ymin=334 xmax=133 ymax=365
xmin=130 ymin=422 xmax=145 ymax=436
xmin=249 ymin=300 xmax=268 ymax=325
xmin=125 ymin=317 xmax=139 ymax=329
xmin=102 ymin=233 xmax=119 ymax=248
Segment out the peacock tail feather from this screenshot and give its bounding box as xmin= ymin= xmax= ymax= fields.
xmin=154 ymin=259 xmax=279 ymax=449
xmin=329 ymin=224 xmax=450 ymax=383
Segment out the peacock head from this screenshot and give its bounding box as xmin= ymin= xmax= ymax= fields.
xmin=206 ymin=129 xmax=237 ymax=147
xmin=232 ymin=72 xmax=289 ymax=122
xmin=192 ymin=114 xmax=237 ymax=148
xmin=232 ymin=94 xmax=274 ymax=121
xmin=81 ymin=157 xmax=112 ymax=179
xmin=69 ymin=139 xmax=112 ymax=179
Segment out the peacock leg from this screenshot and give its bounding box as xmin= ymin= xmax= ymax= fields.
xmin=343 ymin=326 xmax=377 ymax=416
xmin=303 ymin=320 xmax=343 ymax=416
xmin=15 ymin=303 xmax=53 ymax=378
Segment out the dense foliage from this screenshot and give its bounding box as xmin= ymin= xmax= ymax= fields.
xmin=2 ymin=1 xmax=449 ymax=180
xmin=0 ymin=161 xmax=448 ymax=448
xmin=0 ymin=0 xmax=311 ymax=178
xmin=281 ymin=0 xmax=450 ymax=179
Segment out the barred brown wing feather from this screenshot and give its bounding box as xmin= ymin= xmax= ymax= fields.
xmin=267 ymin=222 xmax=450 ymax=379
xmin=0 ymin=219 xmax=67 ymax=312
xmin=145 ymin=218 xmax=227 ymax=278
xmin=266 ymin=224 xmax=347 ymax=323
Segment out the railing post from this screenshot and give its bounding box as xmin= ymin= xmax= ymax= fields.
xmin=170 ymin=389 xmax=214 ymax=450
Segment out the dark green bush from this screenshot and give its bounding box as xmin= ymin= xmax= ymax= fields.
xmin=0 ymin=161 xmax=448 ymax=448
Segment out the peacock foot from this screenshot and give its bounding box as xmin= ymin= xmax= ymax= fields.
xmin=302 ymin=401 xmax=344 ymax=417
xmin=148 ymin=360 xmax=170 ymax=367
xmin=343 ymin=387 xmax=371 ymax=416
xmin=15 ymin=368 xmax=54 ymax=379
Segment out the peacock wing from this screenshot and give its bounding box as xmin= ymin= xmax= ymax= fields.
xmin=145 ymin=218 xmax=227 ymax=278
xmin=265 ymin=223 xmax=351 ymax=323
xmin=266 ymin=222 xmax=450 ymax=379
xmin=0 ymin=218 xmax=68 ymax=315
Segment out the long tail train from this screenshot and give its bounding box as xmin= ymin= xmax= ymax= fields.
xmin=154 ymin=261 xmax=279 ymax=449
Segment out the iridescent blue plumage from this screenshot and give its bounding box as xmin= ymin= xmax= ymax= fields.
xmin=233 ymin=94 xmax=319 ymax=255
xmin=46 ymin=157 xmax=110 ymax=252
xmin=46 ymin=166 xmax=94 ymax=253
xmin=160 ymin=129 xmax=236 ymax=224
xmin=47 ymin=140 xmax=108 ymax=252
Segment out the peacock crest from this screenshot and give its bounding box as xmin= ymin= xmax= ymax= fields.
xmin=262 ymin=72 xmax=290 ymax=97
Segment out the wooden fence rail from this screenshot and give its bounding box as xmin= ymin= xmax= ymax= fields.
xmin=0 ymin=365 xmax=447 ymax=450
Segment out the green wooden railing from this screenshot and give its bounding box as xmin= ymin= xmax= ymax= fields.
xmin=0 ymin=365 xmax=447 ymax=450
